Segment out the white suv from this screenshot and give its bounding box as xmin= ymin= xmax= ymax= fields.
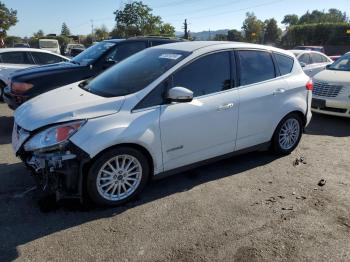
xmin=12 ymin=42 xmax=312 ymax=206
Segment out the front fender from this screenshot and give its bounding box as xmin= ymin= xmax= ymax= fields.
xmin=70 ymin=108 xmax=163 ymax=174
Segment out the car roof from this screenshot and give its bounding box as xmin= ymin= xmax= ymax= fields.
xmin=153 ymin=41 xmax=293 ymax=56
xmin=0 ymin=47 xmax=61 ymax=53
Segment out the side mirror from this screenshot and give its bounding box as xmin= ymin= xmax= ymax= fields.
xmin=167 ymin=86 xmax=193 ymax=103
xmin=326 ymin=64 xmax=331 ymax=69
xmin=300 ymin=62 xmax=306 ymax=68
xmin=103 ymin=59 xmax=117 ymax=68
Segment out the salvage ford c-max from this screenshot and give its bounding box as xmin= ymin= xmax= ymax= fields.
xmin=12 ymin=42 xmax=312 ymax=206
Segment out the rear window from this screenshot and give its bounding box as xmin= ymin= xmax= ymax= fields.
xmin=87 ymin=48 xmax=190 ymax=97
xmin=274 ymin=53 xmax=294 ymax=75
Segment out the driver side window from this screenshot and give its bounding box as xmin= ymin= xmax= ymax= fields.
xmin=172 ymin=51 xmax=231 ymax=97
xmin=106 ymin=42 xmax=147 ymax=62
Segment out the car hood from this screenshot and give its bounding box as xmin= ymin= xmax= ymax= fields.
xmin=11 ymin=62 xmax=79 ymax=78
xmin=313 ymin=69 xmax=350 ymax=85
xmin=14 ymin=82 xmax=125 ymax=131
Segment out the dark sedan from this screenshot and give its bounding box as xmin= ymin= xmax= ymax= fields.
xmin=4 ymin=37 xmax=184 ymax=109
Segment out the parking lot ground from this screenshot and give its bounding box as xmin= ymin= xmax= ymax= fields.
xmin=0 ymin=101 xmax=349 ymax=262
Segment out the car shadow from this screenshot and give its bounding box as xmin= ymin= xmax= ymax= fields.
xmin=0 ymin=151 xmax=278 ymax=261
xmin=305 ymin=113 xmax=350 ymax=137
xmin=0 ymin=116 xmax=14 ymax=145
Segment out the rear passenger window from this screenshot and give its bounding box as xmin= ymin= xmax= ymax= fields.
xmin=173 ymin=52 xmax=231 ymax=97
xmin=311 ymin=53 xmax=324 ymax=63
xmin=0 ymin=52 xmax=33 ymax=64
xmin=299 ymin=54 xmax=311 ymax=65
xmin=274 ymin=53 xmax=294 ymax=75
xmin=237 ymin=50 xmax=275 ymax=86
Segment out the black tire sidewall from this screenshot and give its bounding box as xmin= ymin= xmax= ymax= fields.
xmin=0 ymin=86 xmax=3 ymax=101
xmin=86 ymin=147 xmax=150 ymax=206
xmin=273 ymin=113 xmax=303 ymax=155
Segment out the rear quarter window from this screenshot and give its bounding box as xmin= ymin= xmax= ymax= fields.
xmin=274 ymin=53 xmax=294 ymax=75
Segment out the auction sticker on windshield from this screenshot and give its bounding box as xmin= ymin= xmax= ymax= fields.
xmin=159 ymin=54 xmax=182 ymax=60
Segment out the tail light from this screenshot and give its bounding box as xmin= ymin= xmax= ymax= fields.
xmin=11 ymin=82 xmax=33 ymax=94
xmin=306 ymin=79 xmax=313 ymax=91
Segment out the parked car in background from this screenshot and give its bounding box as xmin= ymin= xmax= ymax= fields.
xmin=294 ymin=46 xmax=325 ymax=53
xmin=65 ymin=44 xmax=85 ymax=57
xmin=329 ymin=55 xmax=341 ymax=62
xmin=0 ymin=48 xmax=69 ymax=100
xmin=13 ymin=43 xmax=30 ymax=48
xmin=39 ymin=39 xmax=60 ymax=54
xmin=311 ymin=52 xmax=350 ymax=118
xmin=12 ymin=41 xmax=312 ymax=206
xmin=4 ymin=37 xmax=185 ymax=109
xmin=290 ymin=50 xmax=333 ymax=77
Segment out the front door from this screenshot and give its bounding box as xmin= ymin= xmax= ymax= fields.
xmin=159 ymin=51 xmax=239 ymax=171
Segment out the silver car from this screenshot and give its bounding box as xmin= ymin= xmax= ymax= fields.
xmin=290 ymin=50 xmax=333 ymax=77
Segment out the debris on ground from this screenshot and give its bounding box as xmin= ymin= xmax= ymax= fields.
xmin=293 ymin=156 xmax=307 ymax=166
xmin=277 ymin=195 xmax=285 ymax=199
xmin=282 ymin=207 xmax=293 ymax=211
xmin=318 ymin=179 xmax=326 ymax=187
xmin=266 ymin=197 xmax=277 ymax=203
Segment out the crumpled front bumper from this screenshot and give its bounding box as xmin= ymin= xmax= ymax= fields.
xmin=18 ymin=142 xmax=90 ymax=200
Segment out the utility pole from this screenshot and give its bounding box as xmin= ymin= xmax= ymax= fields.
xmin=91 ymin=19 xmax=94 ymax=43
xmin=183 ymin=19 xmax=189 ymax=40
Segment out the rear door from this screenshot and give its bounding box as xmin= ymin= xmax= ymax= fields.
xmin=235 ymin=49 xmax=288 ymax=150
xmin=159 ymin=51 xmax=239 ymax=171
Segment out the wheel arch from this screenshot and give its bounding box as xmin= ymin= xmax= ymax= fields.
xmin=79 ymin=143 xmax=155 ymax=202
xmin=271 ymin=110 xmax=306 ymax=141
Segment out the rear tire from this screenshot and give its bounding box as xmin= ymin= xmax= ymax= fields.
xmin=0 ymin=86 xmax=4 ymax=101
xmin=86 ymin=147 xmax=150 ymax=206
xmin=272 ymin=113 xmax=303 ymax=155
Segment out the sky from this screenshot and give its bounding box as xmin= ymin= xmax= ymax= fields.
xmin=4 ymin=0 xmax=350 ymax=37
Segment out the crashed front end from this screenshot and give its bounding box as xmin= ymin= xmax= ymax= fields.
xmin=12 ymin=120 xmax=90 ymax=200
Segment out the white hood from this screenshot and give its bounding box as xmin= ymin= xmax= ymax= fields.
xmin=14 ymin=82 xmax=125 ymax=131
xmin=313 ymin=69 xmax=350 ymax=85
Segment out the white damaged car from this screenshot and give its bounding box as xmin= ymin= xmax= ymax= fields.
xmin=12 ymin=42 xmax=312 ymax=206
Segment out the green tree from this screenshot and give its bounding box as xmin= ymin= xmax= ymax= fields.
xmin=113 ymin=1 xmax=175 ymax=37
xmin=213 ymin=34 xmax=227 ymax=41
xmin=227 ymin=29 xmax=243 ymax=42
xmin=0 ymin=1 xmax=18 ymax=37
xmin=159 ymin=23 xmax=175 ymax=36
xmin=242 ymin=12 xmax=264 ymax=43
xmin=33 ymin=29 xmax=44 ymax=38
xmin=61 ymin=22 xmax=71 ymax=36
xmin=264 ymin=18 xmax=281 ymax=44
xmin=282 ymin=14 xmax=299 ymax=27
xmin=94 ymin=25 xmax=109 ymax=41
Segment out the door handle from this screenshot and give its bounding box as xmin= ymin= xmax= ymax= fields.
xmin=217 ymin=103 xmax=234 ymax=111
xmin=273 ymin=88 xmax=286 ymax=95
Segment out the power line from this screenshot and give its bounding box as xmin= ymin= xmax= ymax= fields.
xmin=164 ymin=0 xmax=251 ymax=18
xmin=167 ymin=0 xmax=287 ymax=22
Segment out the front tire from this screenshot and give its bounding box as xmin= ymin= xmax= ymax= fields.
xmin=272 ymin=113 xmax=303 ymax=155
xmin=86 ymin=147 xmax=150 ymax=206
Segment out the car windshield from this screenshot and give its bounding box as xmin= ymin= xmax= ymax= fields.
xmin=86 ymin=48 xmax=190 ymax=97
xmin=39 ymin=40 xmax=58 ymax=48
xmin=72 ymin=41 xmax=116 ymax=65
xmin=328 ymin=54 xmax=350 ymax=71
